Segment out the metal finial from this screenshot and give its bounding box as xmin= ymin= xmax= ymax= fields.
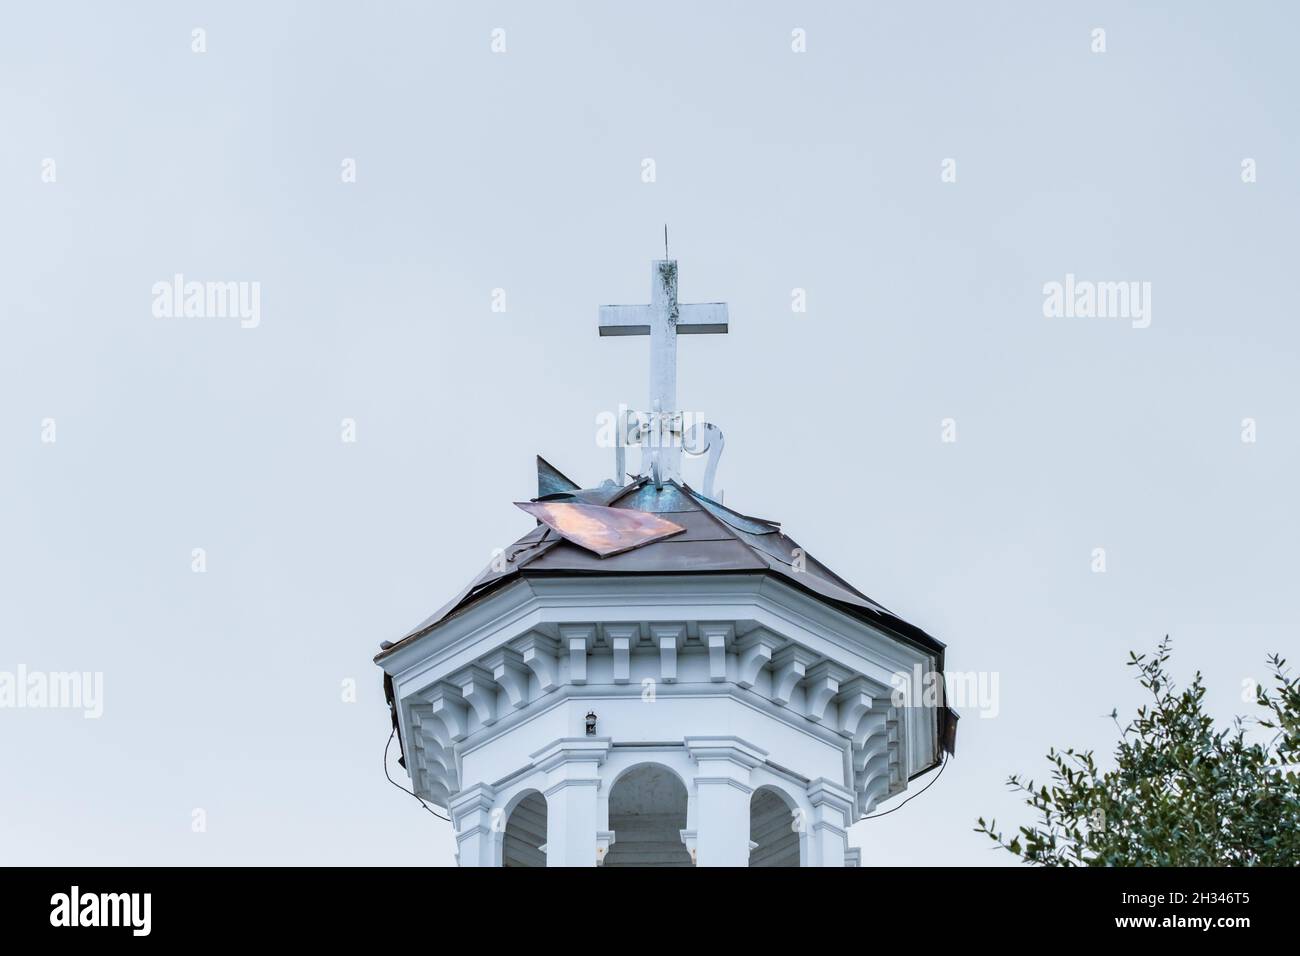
xmin=664 ymin=224 xmax=669 ymax=258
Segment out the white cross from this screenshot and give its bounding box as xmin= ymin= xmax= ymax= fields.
xmin=599 ymin=259 xmax=728 ymax=483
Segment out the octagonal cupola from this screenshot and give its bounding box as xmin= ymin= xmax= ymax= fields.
xmin=374 ymin=256 xmax=955 ymax=866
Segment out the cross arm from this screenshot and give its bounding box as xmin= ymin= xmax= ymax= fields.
xmin=676 ymin=303 xmax=729 ymax=334
xmin=598 ymin=305 xmax=653 ymax=336
xmin=597 ymin=303 xmax=729 ymax=336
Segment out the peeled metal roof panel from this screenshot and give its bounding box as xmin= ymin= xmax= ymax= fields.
xmin=401 ymin=528 xmax=561 ymax=636
xmin=612 ymin=483 xmax=700 ymax=514
xmin=682 ymin=486 xmax=780 ymax=535
xmin=635 ymin=509 xmax=742 ymax=542
xmin=730 ymin=526 xmax=892 ymax=615
xmin=536 ymin=456 xmax=580 ymax=497
xmin=535 ymin=478 xmax=636 ymax=507
xmin=514 ymin=501 xmax=686 ymax=558
xmin=522 ymin=536 xmax=768 ymax=574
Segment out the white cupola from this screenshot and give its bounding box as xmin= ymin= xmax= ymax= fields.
xmin=374 ymin=257 xmax=955 ymax=866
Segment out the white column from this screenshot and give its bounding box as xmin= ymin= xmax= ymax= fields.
xmin=806 ymin=778 xmax=856 ymax=868
xmin=685 ymin=736 xmax=767 ymax=867
xmin=532 ymin=738 xmax=610 ymax=867
xmin=448 ymin=783 xmax=496 ymax=868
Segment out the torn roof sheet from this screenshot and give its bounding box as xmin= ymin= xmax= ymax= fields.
xmin=536 ymin=455 xmax=580 ymax=498
xmin=514 ymin=500 xmax=686 ymax=557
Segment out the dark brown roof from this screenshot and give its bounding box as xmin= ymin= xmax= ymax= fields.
xmin=377 ymin=470 xmax=946 ymax=665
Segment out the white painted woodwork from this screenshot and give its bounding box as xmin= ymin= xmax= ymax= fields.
xmin=456 ymin=665 xmax=497 ymax=728
xmin=605 ymin=623 xmax=637 ymax=685
xmin=736 ymin=630 xmax=778 ymax=689
xmin=687 ymin=737 xmax=764 ymax=866
xmin=650 ymin=622 xmax=685 ymax=684
xmin=804 ymin=660 xmax=850 ymax=723
xmin=700 ymin=622 xmax=733 ymax=682
xmin=511 ymin=632 xmax=559 ymax=694
xmin=559 ymin=624 xmax=593 ymax=686
xmin=534 ymin=738 xmax=608 ymax=867
xmin=484 ymin=648 xmax=529 ymax=710
xmin=448 ymin=784 xmax=495 ymax=867
xmin=771 ymin=644 xmax=817 ymax=708
xmin=379 ymin=574 xmax=943 ymax=867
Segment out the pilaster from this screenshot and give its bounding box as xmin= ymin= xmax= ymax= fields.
xmin=448 ymin=783 xmax=496 ymax=868
xmin=533 ymin=737 xmax=612 ymax=867
xmin=685 ymin=736 xmax=767 ymax=866
xmin=806 ymin=778 xmax=855 ymax=867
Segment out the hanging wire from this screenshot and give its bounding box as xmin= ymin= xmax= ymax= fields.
xmin=384 ymin=726 xmax=450 ymax=822
xmin=862 ymin=753 xmax=948 ymax=819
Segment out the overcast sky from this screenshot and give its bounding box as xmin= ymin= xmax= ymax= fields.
xmin=2 ymin=1 xmax=1297 ymax=865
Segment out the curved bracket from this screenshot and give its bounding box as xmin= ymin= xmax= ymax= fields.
xmin=684 ymin=421 xmax=724 ymax=500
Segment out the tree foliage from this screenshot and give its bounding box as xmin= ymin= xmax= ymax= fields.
xmin=976 ymin=637 xmax=1300 ymax=865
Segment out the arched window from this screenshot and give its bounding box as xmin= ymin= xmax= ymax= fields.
xmin=603 ymin=763 xmax=691 ymax=867
xmin=750 ymin=786 xmax=801 ymax=867
xmin=501 ymin=791 xmax=547 ymax=867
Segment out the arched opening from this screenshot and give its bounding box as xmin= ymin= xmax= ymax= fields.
xmin=501 ymin=790 xmax=547 ymax=867
xmin=603 ymin=763 xmax=691 ymax=867
xmin=749 ymin=786 xmax=801 ymax=867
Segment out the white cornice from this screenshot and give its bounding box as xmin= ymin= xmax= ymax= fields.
xmin=382 ymin=573 xmax=942 ymax=816
xmin=385 ymin=574 xmax=936 ymax=697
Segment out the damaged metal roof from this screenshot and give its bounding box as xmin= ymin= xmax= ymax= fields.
xmin=514 ymin=500 xmax=687 ymax=557
xmin=377 ymin=456 xmax=958 ymax=765
xmin=379 ymin=460 xmax=947 ymax=664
